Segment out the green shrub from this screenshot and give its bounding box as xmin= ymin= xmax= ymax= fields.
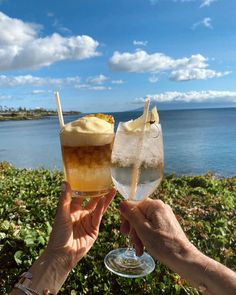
xmin=0 ymin=162 xmax=235 ymax=294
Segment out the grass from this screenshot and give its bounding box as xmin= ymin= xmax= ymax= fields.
xmin=0 ymin=161 xmax=235 ymax=294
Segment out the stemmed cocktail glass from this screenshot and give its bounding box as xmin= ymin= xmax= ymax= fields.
xmin=104 ymin=99 xmax=164 ymax=278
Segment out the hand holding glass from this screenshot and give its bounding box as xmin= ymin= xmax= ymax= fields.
xmin=104 ymin=118 xmax=164 ymax=278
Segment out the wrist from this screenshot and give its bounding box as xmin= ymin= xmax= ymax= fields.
xmin=43 ymin=247 xmax=73 ymax=273
xmin=165 ymin=239 xmax=206 ymax=284
xmin=28 ymin=250 xmax=70 ymax=294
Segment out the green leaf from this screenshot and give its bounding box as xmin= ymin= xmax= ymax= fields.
xmin=45 ymin=221 xmax=52 ymax=235
xmin=0 ymin=232 xmax=6 ymax=239
xmin=14 ymin=250 xmax=23 ymax=265
xmin=1 ymin=220 xmax=10 ymax=230
xmin=24 ymin=237 xmax=35 ymax=246
xmin=38 ymin=236 xmax=45 ymax=245
xmin=0 ymin=163 xmax=235 ymax=294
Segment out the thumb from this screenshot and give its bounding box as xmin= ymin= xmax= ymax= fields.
xmin=119 ymin=201 xmax=150 ymax=232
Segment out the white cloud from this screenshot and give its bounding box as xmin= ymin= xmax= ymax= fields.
xmin=170 ymin=69 xmax=231 ymax=81
xmin=0 ymin=74 xmax=118 ymax=92
xmin=52 ymin=19 xmax=71 ymax=34
xmin=168 ymin=0 xmax=217 ymax=7
xmin=47 ymin=11 xmax=71 ymax=34
xmin=0 ymin=74 xmax=81 ymax=87
xmin=136 ymin=90 xmax=236 ymax=103
xmin=32 ymin=89 xmax=51 ymax=94
xmin=192 ymin=17 xmax=213 ymax=29
xmin=0 ymin=12 xmax=100 ymax=71
xmin=149 ymin=75 xmax=159 ymax=83
xmin=173 ymin=0 xmax=216 ymax=7
xmin=86 ymin=74 xmax=108 ymax=85
xmin=109 ymin=50 xmax=207 ymax=73
xmin=172 ymin=0 xmax=195 ymax=3
xmin=200 ymin=0 xmax=216 ymax=8
xmin=0 ymin=75 xmax=50 ymax=87
xmin=91 ymin=86 xmax=112 ymax=91
xmin=75 ymin=74 xmax=112 ymax=91
xmin=109 ymin=50 xmax=228 ymax=81
xmin=111 ymin=79 xmax=124 ymax=84
xmin=63 ymin=77 xmax=81 ymax=84
xmin=202 ymin=17 xmax=213 ymax=29
xmin=133 ymin=40 xmax=148 ymax=47
xmin=47 ymin=12 xmax=54 ymax=17
xmin=75 ymin=84 xmax=111 ymax=91
xmin=0 ymin=12 xmax=40 ymax=45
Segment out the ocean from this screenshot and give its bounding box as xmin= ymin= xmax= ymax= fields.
xmin=0 ymin=107 xmax=236 ymax=177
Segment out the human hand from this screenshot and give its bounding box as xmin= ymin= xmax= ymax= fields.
xmin=120 ymin=198 xmax=236 ymax=295
xmin=120 ymin=198 xmax=195 ymax=268
xmin=46 ymin=181 xmax=116 ymax=272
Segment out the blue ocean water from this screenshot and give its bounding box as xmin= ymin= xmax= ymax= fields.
xmin=0 ymin=108 xmax=235 ymax=176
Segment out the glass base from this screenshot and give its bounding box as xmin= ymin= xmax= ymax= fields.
xmin=104 ymin=248 xmax=155 ymax=278
xmin=72 ymin=189 xmax=110 ymax=198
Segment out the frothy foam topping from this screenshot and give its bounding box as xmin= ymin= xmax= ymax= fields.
xmin=60 ymin=116 xmax=114 ymax=146
xmin=123 ymin=107 xmax=159 ymax=132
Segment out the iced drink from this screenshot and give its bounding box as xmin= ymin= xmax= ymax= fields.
xmin=60 ymin=114 xmax=114 ymax=197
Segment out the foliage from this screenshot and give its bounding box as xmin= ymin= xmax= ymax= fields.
xmin=0 ymin=107 xmax=81 ymax=121
xmin=0 ymin=162 xmax=235 ymax=294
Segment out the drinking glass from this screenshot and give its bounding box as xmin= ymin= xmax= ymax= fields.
xmin=104 ymin=120 xmax=164 ymax=278
xmin=55 ymin=92 xmax=114 ymax=198
xmin=60 ymin=131 xmax=113 ymax=197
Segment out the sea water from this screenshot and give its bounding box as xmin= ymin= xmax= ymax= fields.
xmin=0 ymin=108 xmax=236 ymax=176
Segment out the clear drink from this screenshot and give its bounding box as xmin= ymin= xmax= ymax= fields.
xmin=104 ymin=104 xmax=164 ymax=278
xmin=111 ymin=122 xmax=164 ymax=201
xmin=111 ymin=164 xmax=163 ymax=201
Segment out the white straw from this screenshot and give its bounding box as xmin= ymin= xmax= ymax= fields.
xmin=129 ymin=97 xmax=150 ymax=200
xmin=54 ymin=91 xmax=65 ymax=129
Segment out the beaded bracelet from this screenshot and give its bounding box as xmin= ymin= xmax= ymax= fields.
xmin=14 ymin=283 xmax=40 ymax=295
xmin=14 ymin=272 xmax=53 ymax=295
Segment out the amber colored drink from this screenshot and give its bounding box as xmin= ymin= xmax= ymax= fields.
xmin=61 ymin=143 xmax=112 ymax=196
xmin=59 ymin=114 xmax=114 ymax=197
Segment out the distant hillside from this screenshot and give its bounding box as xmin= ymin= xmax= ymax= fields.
xmin=133 ymin=101 xmax=236 ymax=111
xmin=0 ymin=108 xmax=81 ymax=121
xmin=132 ymin=101 xmax=159 ymax=112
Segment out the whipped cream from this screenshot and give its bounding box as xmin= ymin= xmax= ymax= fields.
xmin=60 ymin=116 xmax=114 ymax=146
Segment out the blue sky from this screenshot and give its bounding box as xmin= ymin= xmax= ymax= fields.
xmin=0 ymin=0 xmax=236 ymax=112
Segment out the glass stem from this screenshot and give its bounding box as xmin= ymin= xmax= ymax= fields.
xmin=123 ymin=229 xmax=138 ymax=260
xmin=127 ymin=230 xmax=133 ymax=250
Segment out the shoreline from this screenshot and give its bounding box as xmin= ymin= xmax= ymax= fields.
xmin=0 ymin=110 xmax=81 ymax=121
